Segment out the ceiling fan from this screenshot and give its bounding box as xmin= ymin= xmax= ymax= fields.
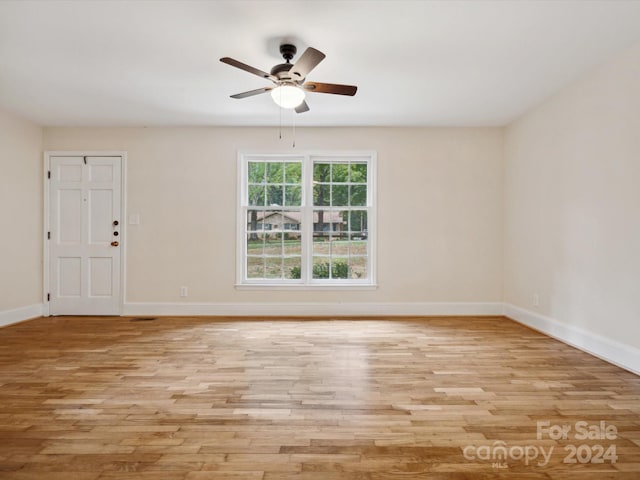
xmin=220 ymin=44 xmax=357 ymax=113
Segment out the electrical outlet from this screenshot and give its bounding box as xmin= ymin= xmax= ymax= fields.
xmin=180 ymin=286 xmax=188 ymax=297
xmin=532 ymin=293 xmax=540 ymax=307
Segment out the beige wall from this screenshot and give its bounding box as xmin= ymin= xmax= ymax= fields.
xmin=43 ymin=127 xmax=504 ymax=306
xmin=504 ymin=42 xmax=640 ymax=349
xmin=0 ymin=110 xmax=43 ymax=311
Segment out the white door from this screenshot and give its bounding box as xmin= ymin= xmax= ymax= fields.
xmin=48 ymin=155 xmax=122 ymax=315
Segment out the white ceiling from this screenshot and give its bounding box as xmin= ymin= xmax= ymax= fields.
xmin=1 ymin=0 xmax=640 ymax=127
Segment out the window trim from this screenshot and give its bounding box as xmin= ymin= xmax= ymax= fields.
xmin=236 ymin=150 xmax=377 ymax=289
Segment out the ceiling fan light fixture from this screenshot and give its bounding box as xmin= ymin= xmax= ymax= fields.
xmin=221 ymin=45 xmax=356 ymax=114
xmin=271 ymin=85 xmax=305 ymax=109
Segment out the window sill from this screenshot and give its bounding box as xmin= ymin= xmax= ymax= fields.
xmin=235 ymin=283 xmax=378 ymax=291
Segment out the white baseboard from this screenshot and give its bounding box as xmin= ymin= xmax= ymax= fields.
xmin=0 ymin=304 xmax=43 ymax=328
xmin=123 ymin=301 xmax=504 ymax=317
xmin=504 ymin=304 xmax=640 ymax=376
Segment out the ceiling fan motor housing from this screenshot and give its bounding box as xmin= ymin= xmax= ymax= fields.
xmin=271 ymin=44 xmax=298 ymax=81
xmin=270 ymin=62 xmax=294 ymax=79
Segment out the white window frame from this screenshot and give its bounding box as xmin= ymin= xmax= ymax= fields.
xmin=236 ymin=151 xmax=377 ymax=290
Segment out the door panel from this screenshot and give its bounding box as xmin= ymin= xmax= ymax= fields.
xmin=89 ymin=257 xmax=113 ymax=296
xmin=58 ymin=164 xmax=82 ymax=182
xmin=58 ymin=257 xmax=81 ymax=296
xmin=58 ymin=189 xmax=82 ymax=243
xmin=89 ymin=164 xmax=114 ymax=182
xmin=49 ymin=155 xmax=122 ymax=315
xmin=89 ymin=190 xmax=113 ymax=243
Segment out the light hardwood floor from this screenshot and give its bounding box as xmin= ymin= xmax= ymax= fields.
xmin=0 ymin=316 xmax=639 ymax=479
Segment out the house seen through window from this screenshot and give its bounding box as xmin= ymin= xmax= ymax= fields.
xmin=238 ymin=152 xmax=376 ymax=286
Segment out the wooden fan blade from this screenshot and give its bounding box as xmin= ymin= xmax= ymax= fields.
xmin=295 ymin=100 xmax=310 ymax=114
xmin=220 ymin=57 xmax=276 ymax=82
xmin=303 ymin=82 xmax=357 ymax=96
xmin=230 ymin=87 xmax=273 ymax=99
xmin=289 ymin=47 xmax=326 ymax=81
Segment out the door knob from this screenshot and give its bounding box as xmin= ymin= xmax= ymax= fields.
xmin=111 ymin=241 xmax=119 ymax=247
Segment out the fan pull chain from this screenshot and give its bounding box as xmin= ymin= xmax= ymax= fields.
xmin=292 ymin=108 xmax=296 ymax=148
xmin=279 ymin=104 xmax=282 ymax=140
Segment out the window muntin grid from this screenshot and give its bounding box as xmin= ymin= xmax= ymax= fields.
xmin=239 ymin=153 xmax=375 ymax=286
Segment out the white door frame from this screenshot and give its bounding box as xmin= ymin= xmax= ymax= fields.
xmin=43 ymin=151 xmax=127 ymax=316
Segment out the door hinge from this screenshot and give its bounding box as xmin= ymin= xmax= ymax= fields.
xmin=47 ymin=231 xmax=50 ymax=240
xmin=47 ymin=293 xmax=50 ymax=302
xmin=47 ymin=170 xmax=51 ymax=179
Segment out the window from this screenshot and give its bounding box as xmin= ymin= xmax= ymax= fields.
xmin=237 ymin=152 xmax=376 ymax=287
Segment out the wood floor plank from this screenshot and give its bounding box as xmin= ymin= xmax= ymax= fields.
xmin=0 ymin=315 xmax=638 ymax=478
